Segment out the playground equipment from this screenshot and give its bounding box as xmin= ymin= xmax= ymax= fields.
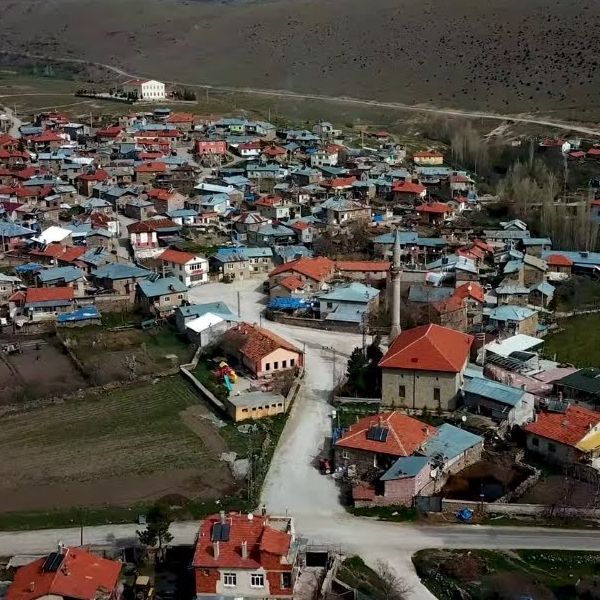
xmin=214 ymin=361 xmax=237 ymax=392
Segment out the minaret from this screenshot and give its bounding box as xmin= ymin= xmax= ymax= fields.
xmin=389 ymin=228 xmax=402 ymax=341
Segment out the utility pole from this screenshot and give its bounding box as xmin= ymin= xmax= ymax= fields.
xmin=237 ymin=290 xmax=241 ymax=318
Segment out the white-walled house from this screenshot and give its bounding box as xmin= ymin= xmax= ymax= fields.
xmin=122 ymin=79 xmax=166 ymax=100
xmin=159 ymin=248 xmax=208 ymax=287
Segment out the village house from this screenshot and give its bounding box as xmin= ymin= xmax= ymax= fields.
xmin=91 ymin=262 xmax=151 ymax=300
xmin=159 ymin=248 xmax=209 ymax=287
xmin=552 ymin=368 xmax=600 ymax=407
xmin=525 ymin=404 xmax=600 ymax=468
xmin=415 ymin=202 xmax=453 ymax=225
xmin=487 ymin=305 xmax=539 ymax=336
xmin=6 ymin=546 xmax=121 ymax=600
xmin=226 ymin=390 xmax=288 ymax=422
xmin=318 ymin=282 xmax=379 ymax=322
xmin=135 ymin=161 xmax=167 ymax=184
xmin=192 ymin=512 xmax=298 ymax=600
xmin=36 ymin=266 xmax=86 ymax=297
xmin=545 ymin=253 xmax=573 ymax=281
xmin=212 ymin=247 xmax=275 ymax=280
xmin=137 ymin=276 xmax=188 ymax=316
xmin=175 ymin=301 xmax=238 ymax=333
xmin=148 ymin=187 xmax=186 ymax=214
xmin=320 ymin=197 xmax=371 ymax=226
xmin=391 ymin=181 xmax=427 ymax=203
xmin=125 ymin=197 xmax=155 ymax=220
xmin=380 ymin=324 xmax=474 ymax=411
xmin=268 ymin=256 xmax=335 ymax=293
xmin=220 ymin=322 xmax=303 ymax=378
xmin=413 ymin=150 xmax=444 ymax=165
xmin=0 ymin=221 xmax=36 ymax=251
xmin=247 ymin=223 xmax=297 ymax=247
xmin=195 ymin=140 xmax=228 ymax=157
xmin=255 ymin=196 xmax=291 ymax=220
xmin=232 ymin=212 xmax=269 ymax=243
xmin=24 ymin=287 xmax=75 ymax=321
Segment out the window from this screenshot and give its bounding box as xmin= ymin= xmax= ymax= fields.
xmin=164 ymin=296 xmax=170 ymax=302
xmin=265 ymin=363 xmax=270 ymax=371
xmin=282 ymin=360 xmax=287 ymax=368
xmin=290 ymin=358 xmax=295 ymax=367
xmin=251 ymin=574 xmax=264 ymax=588
xmin=327 ymin=302 xmax=333 ymax=309
xmin=433 ymin=387 xmax=441 ymax=402
xmin=281 ymin=573 xmax=292 ymax=589
xmin=398 ymin=385 xmax=406 ymax=399
xmin=223 ymin=573 xmax=236 ymax=587
xmin=548 ymin=443 xmax=556 ymax=453
xmin=342 ymin=450 xmax=350 ymax=460
xmin=242 ymin=408 xmax=248 ymax=413
xmin=274 ymin=361 xmax=279 ymax=369
xmin=531 ymin=437 xmax=539 ymax=447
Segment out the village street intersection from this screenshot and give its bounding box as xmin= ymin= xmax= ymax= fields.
xmin=2 ymin=280 xmax=599 ymax=600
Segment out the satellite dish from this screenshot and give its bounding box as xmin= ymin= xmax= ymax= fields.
xmin=461 ymin=415 xmax=467 ymax=423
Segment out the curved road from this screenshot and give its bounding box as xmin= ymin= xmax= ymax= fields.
xmin=2 ymin=50 xmax=600 ymax=136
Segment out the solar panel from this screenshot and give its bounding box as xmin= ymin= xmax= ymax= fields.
xmin=220 ymin=523 xmax=230 ymax=541
xmin=42 ymin=552 xmax=65 ymax=572
xmin=366 ymin=426 xmax=389 ymax=442
xmin=211 ymin=523 xmax=222 ymax=542
xmin=211 ymin=522 xmax=231 ymax=542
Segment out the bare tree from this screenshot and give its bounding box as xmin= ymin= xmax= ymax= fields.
xmin=375 ymin=560 xmax=412 ymax=600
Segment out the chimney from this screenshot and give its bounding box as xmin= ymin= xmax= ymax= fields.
xmin=220 ymin=510 xmax=226 ymax=524
xmin=213 ymin=541 xmax=220 ymax=559
xmin=58 ymin=540 xmax=65 ymax=554
xmin=241 ymin=540 xmax=248 ymax=559
xmin=29 ymin=583 xmax=35 ymax=593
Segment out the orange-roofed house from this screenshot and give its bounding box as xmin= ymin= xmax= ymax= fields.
xmin=268 ymin=257 xmax=335 ymax=293
xmin=413 ymin=150 xmax=444 ymax=166
xmin=379 ymin=324 xmax=474 ymax=411
xmin=134 ymin=161 xmax=167 ymax=184
xmin=415 ymin=202 xmax=453 ymax=225
xmin=334 ymin=411 xmax=436 ymax=474
xmin=166 ymin=112 xmax=195 ymax=131
xmin=546 ymin=253 xmax=573 ymax=279
xmin=192 ymin=512 xmax=298 ymax=599
xmin=392 ymin=181 xmax=427 ymax=202
xmin=6 ymin=546 xmax=121 ymax=600
xmin=335 ymin=260 xmax=391 ymax=283
xmin=148 ymin=187 xmax=186 ymax=214
xmin=24 ymin=287 xmax=75 ymax=321
xmin=220 ymin=323 xmax=303 ymax=377
xmin=76 ymin=168 xmax=111 ymax=196
xmin=159 ymin=248 xmax=208 ymax=287
xmin=525 ymin=404 xmax=600 ymax=466
xmin=255 ymin=196 xmax=290 ymax=220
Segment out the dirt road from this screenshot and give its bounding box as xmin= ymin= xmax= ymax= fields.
xmin=2 ymin=50 xmax=600 ymax=136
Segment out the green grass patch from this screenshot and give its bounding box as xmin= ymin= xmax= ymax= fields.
xmin=335 ymin=403 xmax=380 ymax=428
xmin=349 ymin=505 xmax=417 ymax=522
xmin=544 ymin=313 xmax=600 ymax=366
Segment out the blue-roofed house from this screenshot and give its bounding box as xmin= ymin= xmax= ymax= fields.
xmin=521 ymin=237 xmax=552 ymax=256
xmin=463 ymin=373 xmax=535 ymax=426
xmin=211 ymin=246 xmax=275 ymax=280
xmin=137 ymin=276 xmax=188 ymax=315
xmin=273 ymin=244 xmax=313 ymax=265
xmin=92 ymin=262 xmax=151 ymax=300
xmin=318 ymin=282 xmax=379 ymax=321
xmin=0 ymin=221 xmax=36 ymax=251
xmin=495 ymin=282 xmax=531 ymax=306
xmin=247 ymin=222 xmax=296 ymax=247
xmin=373 ymin=231 xmax=418 ymax=258
xmin=529 ymin=281 xmax=555 ymax=306
xmin=541 ymin=249 xmax=600 ymax=274
xmin=37 ymin=266 xmax=86 ymax=296
xmin=487 ymin=305 xmax=539 ymax=336
xmin=420 ymin=423 xmax=484 ymax=472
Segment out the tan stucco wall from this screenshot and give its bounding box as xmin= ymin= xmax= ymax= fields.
xmin=381 ymin=366 xmax=464 ymax=411
xmin=258 ymin=348 xmax=300 ymax=376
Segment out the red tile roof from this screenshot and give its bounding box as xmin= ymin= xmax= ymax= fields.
xmin=96 ymin=126 xmax=123 ymax=138
xmin=392 ymin=181 xmax=426 ymax=195
xmin=148 ymin=187 xmax=172 ymax=201
xmin=30 ymin=243 xmax=85 ymax=262
xmin=135 ymin=161 xmax=167 ymax=173
xmin=166 ymin=112 xmax=194 ymax=124
xmin=416 ymin=202 xmax=452 ymax=214
xmin=263 ymin=145 xmax=287 ymax=157
xmin=239 ymin=141 xmax=262 ymax=150
xmin=414 ymin=150 xmax=443 ymax=158
xmin=336 ymin=411 xmax=436 ymax=456
xmin=128 ymin=218 xmax=177 ymax=233
xmin=159 ymin=248 xmax=199 ymax=265
xmin=25 ymin=287 xmax=74 ymax=303
xmin=30 ymin=131 xmax=64 ymax=143
xmin=431 ymin=294 xmax=464 ymax=315
xmin=222 ymin=323 xmax=301 ymax=365
xmin=326 ymin=176 xmax=356 ymax=188
xmin=588 ymin=148 xmax=600 ymax=157
xmin=6 ymin=547 xmax=121 ymax=600
xmin=290 ymin=220 xmax=310 ymax=231
xmin=453 ymin=282 xmax=485 ymax=304
xmin=77 ymin=169 xmax=109 ymax=182
xmin=525 ymin=405 xmax=600 ymax=447
xmin=379 ymin=324 xmax=473 ymax=372
xmin=277 ymin=275 xmax=305 ymax=292
xmin=269 ymin=256 xmax=335 ymax=283
xmin=570 ymin=151 xmax=586 ymax=159
xmin=336 ymin=260 xmax=390 ymax=273
xmin=546 ymin=253 xmax=574 ymax=267
xmin=192 ymin=513 xmax=292 ymax=569
xmin=256 ymin=195 xmax=283 ymax=207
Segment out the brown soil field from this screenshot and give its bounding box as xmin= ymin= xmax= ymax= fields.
xmin=2 ymin=0 xmax=600 ymax=114
xmin=0 ymin=376 xmax=240 ymax=512
xmin=0 ymin=341 xmax=86 ymax=403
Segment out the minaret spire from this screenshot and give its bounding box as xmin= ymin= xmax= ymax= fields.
xmin=389 ymin=228 xmax=402 ymax=340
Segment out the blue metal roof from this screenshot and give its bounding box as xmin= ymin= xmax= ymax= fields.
xmin=176 ymin=301 xmax=237 ymax=319
xmin=374 ymin=231 xmax=418 ymax=245
xmin=15 ymin=262 xmax=44 ymax=273
xmin=93 ymin=262 xmax=151 ymax=280
xmin=408 ymin=285 xmax=454 ymax=303
xmin=213 ymin=246 xmax=273 ymax=262
xmin=421 ymin=424 xmax=483 ymax=461
xmin=464 ymin=375 xmax=525 ymax=407
xmin=542 ymin=249 xmax=600 ymax=268
xmin=38 ymin=266 xmax=84 ymax=284
xmin=522 ymin=237 xmax=552 ymax=246
xmin=489 ymin=305 xmax=537 ymax=322
xmin=0 ymin=222 xmax=36 ymax=238
xmin=56 ymin=306 xmax=101 ymax=323
xmin=324 ymin=305 xmax=367 ymax=323
xmin=138 ymin=276 xmax=187 ymax=297
xmin=319 ymin=282 xmax=379 ymax=303
xmin=381 ymin=456 xmax=429 ymax=481
xmin=167 ymin=208 xmax=198 ymax=218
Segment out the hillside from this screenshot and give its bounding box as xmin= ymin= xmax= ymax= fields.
xmin=1 ymin=0 xmax=600 ymax=114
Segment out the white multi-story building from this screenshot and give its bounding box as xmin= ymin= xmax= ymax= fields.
xmin=159 ymin=248 xmax=208 ymax=287
xmin=122 ymin=78 xmax=166 ymax=101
